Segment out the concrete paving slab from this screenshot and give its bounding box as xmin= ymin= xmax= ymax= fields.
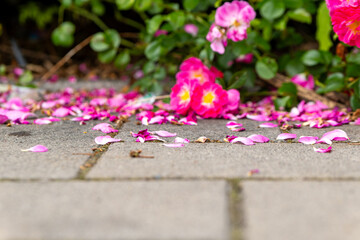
xmin=88 ymin=141 xmax=360 ymax=179
xmin=0 ymin=121 xmax=106 ymax=179
xmin=291 ymin=124 xmax=360 ymax=141
xmin=242 ymin=181 xmax=360 ymax=240
xmin=119 ymin=118 xmax=282 ymax=142
xmin=0 ymin=181 xmax=228 ymax=240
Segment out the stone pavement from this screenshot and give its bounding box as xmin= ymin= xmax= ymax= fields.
xmin=0 ymin=82 xmax=360 ymax=240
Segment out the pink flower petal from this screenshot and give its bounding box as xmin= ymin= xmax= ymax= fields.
xmin=276 ymin=133 xmax=297 ymax=140
xmin=174 ymin=137 xmax=190 ymax=143
xmin=230 ymin=137 xmax=255 ymax=145
xmin=248 ymin=134 xmax=269 ymax=143
xmin=153 ymin=130 xmax=177 ymax=137
xmin=313 ymin=146 xmax=332 ymax=153
xmin=92 ymin=123 xmax=118 ymax=133
xmin=95 ymin=136 xmax=122 ymax=145
xmin=259 ymin=122 xmax=278 ymax=128
xmin=318 ymin=129 xmax=349 ymax=144
xmin=247 ymin=114 xmax=270 ymax=121
xmin=21 ymin=145 xmax=48 ymax=152
xmin=298 ymin=136 xmax=318 ymax=145
xmin=226 ymin=121 xmax=243 ymax=128
xmin=0 ymin=114 xmax=9 ymax=124
xmin=52 ymin=107 xmax=73 ymax=117
xmin=163 ymin=143 xmax=185 ymax=148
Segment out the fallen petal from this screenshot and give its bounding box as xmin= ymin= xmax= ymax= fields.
xmin=259 ymin=122 xmax=278 ymax=128
xmin=231 ymin=137 xmax=255 ymax=145
xmin=248 ymin=134 xmax=269 ymax=143
xmin=21 ymin=145 xmax=48 ymax=152
xmin=174 ymin=137 xmax=190 ymax=143
xmin=153 ymin=130 xmax=177 ymax=137
xmin=276 ymin=133 xmax=297 ymax=140
xmin=95 ymin=136 xmax=122 ymax=145
xmin=226 ymin=121 xmax=243 ymax=128
xmin=298 ymin=136 xmax=318 ymax=145
xmin=318 ymin=129 xmax=349 ymax=143
xmin=92 ymin=123 xmax=118 ymax=133
xmin=313 ymin=146 xmax=332 ymax=153
xmin=163 ymin=143 xmax=185 ymax=148
xmin=0 ymin=114 xmax=9 ymax=124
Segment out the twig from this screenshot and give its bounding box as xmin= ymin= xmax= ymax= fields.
xmin=40 ymin=35 xmax=92 ymax=81
xmin=261 ymin=73 xmax=347 ymax=109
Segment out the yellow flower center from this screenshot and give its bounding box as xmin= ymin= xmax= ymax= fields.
xmin=192 ymin=71 xmax=205 ymax=83
xmin=203 ymin=92 xmax=215 ymax=104
xmin=180 ymin=90 xmax=190 ymax=102
xmin=348 ymin=20 xmax=360 ymax=35
xmin=233 ymin=20 xmax=241 ymax=27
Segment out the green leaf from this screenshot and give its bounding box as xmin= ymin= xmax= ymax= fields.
xmin=302 ymin=50 xmax=322 ymax=66
xmin=114 ymin=50 xmax=130 ymax=69
xmin=98 ymin=48 xmax=117 ymax=63
xmin=284 ymin=0 xmax=302 ymax=9
xmin=167 ymin=11 xmax=186 ymax=30
xmin=278 ymin=82 xmax=297 ymax=96
xmin=274 ymin=96 xmax=291 ymax=110
xmin=134 ymin=0 xmax=152 ymax=11
xmin=0 ymin=64 xmax=6 ymax=75
xmin=91 ymin=0 xmax=105 ymax=15
xmin=145 ymin=41 xmax=162 ymax=60
xmin=285 ymin=58 xmax=305 ymax=76
xmin=51 ymin=22 xmax=75 ymax=47
xmin=316 ymin=2 xmax=333 ymax=51
xmin=260 ymin=0 xmax=285 ymax=21
xmin=18 ymin=70 xmax=33 ymax=85
xmin=104 ymin=29 xmax=121 ymax=49
xmin=317 ymin=72 xmax=345 ymax=93
xmin=228 ymin=71 xmax=248 ymax=89
xmin=255 ymin=57 xmax=278 ymax=80
xmin=61 ymin=0 xmax=73 ymax=7
xmin=90 ymin=32 xmax=110 ymax=52
xmin=350 ymin=95 xmax=360 ymax=110
xmin=115 ymin=0 xmax=135 ymax=10
xmin=183 ymin=0 xmax=199 ymax=11
xmin=143 ymin=61 xmax=156 ymax=74
xmin=147 ymin=15 xmax=163 ymax=34
xmin=287 ymin=8 xmax=311 ymax=24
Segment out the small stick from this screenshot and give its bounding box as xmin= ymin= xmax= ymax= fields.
xmin=40 ymin=35 xmax=93 ymax=81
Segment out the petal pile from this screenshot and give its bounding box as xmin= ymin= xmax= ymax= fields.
xmin=92 ymin=123 xmax=118 ymax=133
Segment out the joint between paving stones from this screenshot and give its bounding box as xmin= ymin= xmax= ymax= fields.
xmin=228 ymin=179 xmax=244 ymax=240
xmin=75 ymin=117 xmax=127 ymax=180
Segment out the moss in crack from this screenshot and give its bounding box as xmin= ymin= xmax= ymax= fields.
xmin=228 ymin=179 xmax=245 ymax=240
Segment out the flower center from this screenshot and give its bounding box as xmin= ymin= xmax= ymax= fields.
xmin=192 ymin=71 xmax=205 ymax=83
xmin=180 ymin=90 xmax=190 ymax=102
xmin=203 ymin=92 xmax=215 ymax=104
xmin=348 ymin=20 xmax=360 ymax=35
xmin=233 ymin=20 xmax=241 ymax=27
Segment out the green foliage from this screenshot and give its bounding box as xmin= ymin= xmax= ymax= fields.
xmin=51 ymin=22 xmax=75 ymax=47
xmin=19 ymin=2 xmax=58 ymax=29
xmin=316 ymin=2 xmax=333 ymax=51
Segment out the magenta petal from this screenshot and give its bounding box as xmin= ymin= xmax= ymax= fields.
xmin=163 ymin=143 xmax=185 ymax=148
xmin=92 ymin=123 xmax=118 ymax=133
xmin=313 ymin=146 xmax=332 ymax=153
xmin=276 ymin=133 xmax=297 ymax=140
xmin=231 ymin=137 xmax=255 ymax=145
xmin=298 ymin=136 xmax=318 ymax=145
xmin=95 ymin=136 xmax=121 ymax=145
xmin=318 ymin=129 xmax=349 ymax=143
xmin=52 ymin=107 xmax=72 ymax=117
xmin=247 ymin=115 xmax=269 ymax=121
xmin=259 ymin=122 xmax=278 ymax=128
xmin=153 ymin=130 xmax=177 ymax=137
xmin=226 ymin=121 xmax=243 ymax=128
xmin=0 ymin=114 xmax=8 ymax=124
xmin=174 ymin=137 xmax=190 ymax=143
xmin=248 ymin=134 xmax=269 ymax=143
xmin=21 ymin=145 xmax=48 ymax=152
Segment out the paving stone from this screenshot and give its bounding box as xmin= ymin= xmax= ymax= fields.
xmin=242 ymin=181 xmax=360 ymax=240
xmin=0 ymin=181 xmax=228 ymax=240
xmin=119 ymin=118 xmax=282 ymax=142
xmin=88 ymin=141 xmax=360 ymax=179
xmin=0 ymin=121 xmax=105 ymax=179
xmin=291 ymin=124 xmax=360 ymax=141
